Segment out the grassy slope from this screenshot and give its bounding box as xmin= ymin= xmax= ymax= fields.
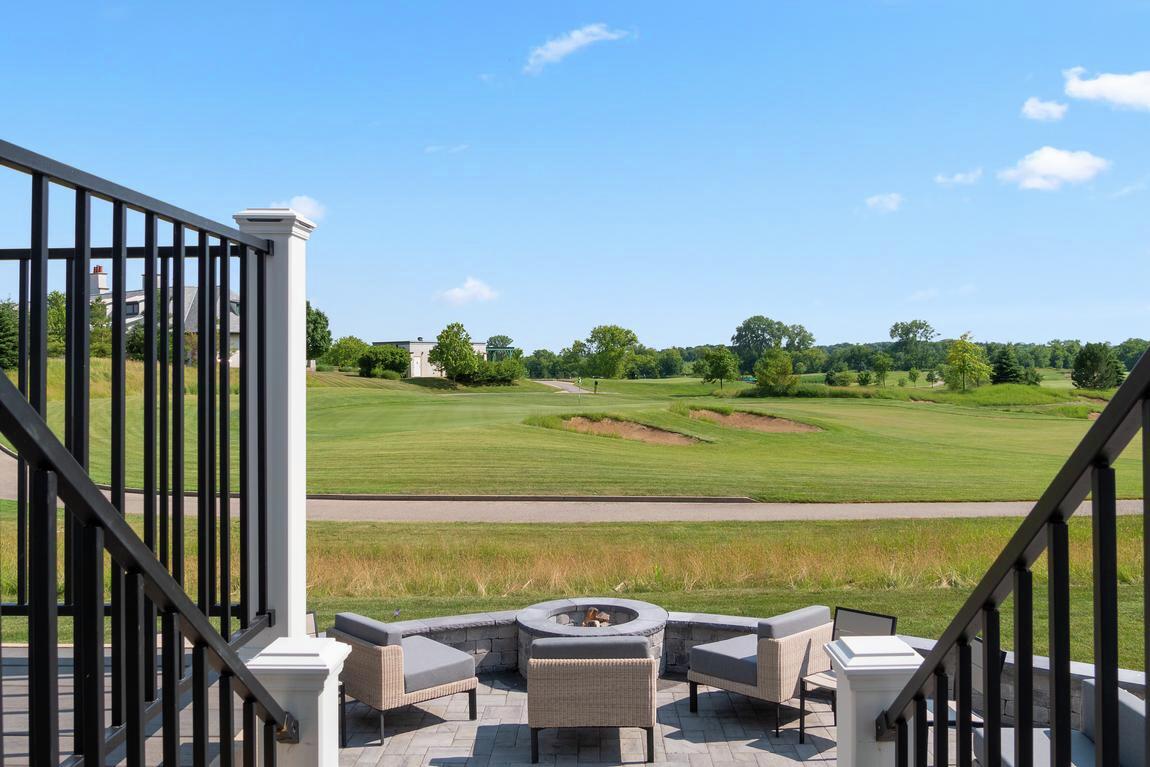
xmin=2 ymin=505 xmax=1142 ymax=667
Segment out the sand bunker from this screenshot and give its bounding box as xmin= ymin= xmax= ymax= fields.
xmin=690 ymin=409 xmax=821 ymax=433
xmin=564 ymin=417 xmax=699 ymax=445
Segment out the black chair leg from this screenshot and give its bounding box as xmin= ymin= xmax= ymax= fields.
xmin=339 ymin=683 xmax=346 ymax=748
xmin=774 ymin=701 xmax=780 ymax=737
xmin=689 ymin=681 xmax=698 ymax=713
xmin=469 ymin=688 xmax=477 ymax=720
xmin=645 ymin=726 xmax=655 ymax=763
xmin=379 ymin=711 xmax=386 ymax=745
xmin=531 ymin=727 xmax=540 ymax=763
xmin=799 ymin=683 xmax=806 ymax=743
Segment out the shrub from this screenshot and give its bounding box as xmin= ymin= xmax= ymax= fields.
xmin=991 ymin=346 xmax=1024 ymax=384
xmin=1072 ymin=343 xmax=1124 ymax=390
xmin=897 ymin=377 xmax=907 ymax=387
xmin=358 ymin=345 xmax=410 ymax=378
xmin=856 ymin=370 xmax=873 ymax=386
xmin=1021 ymin=367 xmax=1043 ymax=386
xmin=314 ymin=362 xmax=336 ymax=372
xmin=753 ymin=348 xmax=799 ymax=395
xmin=465 ymin=356 xmax=526 ymax=386
xmin=824 ymin=369 xmax=855 ymax=387
xmin=325 ymin=336 xmax=370 ymax=369
xmin=377 ymin=369 xmax=402 ymax=380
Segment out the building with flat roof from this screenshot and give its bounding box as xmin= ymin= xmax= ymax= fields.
xmin=374 ymin=338 xmax=489 ymax=378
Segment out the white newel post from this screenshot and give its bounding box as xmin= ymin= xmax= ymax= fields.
xmin=247 ymin=638 xmax=351 ymax=766
xmin=234 ymin=207 xmax=314 ymax=644
xmin=826 ymin=636 xmax=924 ymax=767
xmin=235 ymin=210 xmax=346 ymax=765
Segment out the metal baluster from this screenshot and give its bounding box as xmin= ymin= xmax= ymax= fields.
xmin=934 ymin=669 xmax=948 ymax=767
xmin=896 ymin=718 xmax=908 ymax=767
xmin=71 ymin=187 xmax=93 ymax=753
xmin=1048 ymin=518 xmax=1071 ymax=767
xmin=982 ymin=606 xmax=1002 ymax=767
xmin=208 ymin=237 xmax=218 ymax=620
xmin=220 ymin=672 xmax=236 ymax=767
xmin=257 ymin=250 xmax=269 ymax=618
xmin=16 ymin=256 xmax=28 ymax=606
xmin=1014 ymin=567 xmax=1033 ymax=767
xmin=193 ymin=642 xmax=210 ymax=765
xmin=173 ymin=224 xmax=187 ymax=687
xmin=914 ymin=695 xmax=927 ymax=767
xmin=76 ymin=519 xmax=105 ymax=765
xmin=243 ymin=698 xmax=257 ymax=767
xmin=198 ymin=229 xmax=211 ymax=615
xmin=220 ymin=241 xmax=232 ymax=638
xmin=143 ymin=212 xmax=159 ymax=701
xmin=28 ymin=173 xmax=48 ymax=415
xmin=161 ymin=610 xmax=181 ymax=766
xmin=28 ymin=467 xmax=58 ymax=765
xmin=238 ymin=246 xmax=252 ymax=628
xmin=111 ymin=198 xmax=128 ymax=726
xmin=160 ymin=239 xmax=170 ymax=567
xmin=1092 ymin=463 xmax=1119 ymax=767
xmin=956 ymin=638 xmax=972 ymax=767
xmin=264 ymin=717 xmax=278 ymax=767
xmin=124 ymin=570 xmax=146 ymax=766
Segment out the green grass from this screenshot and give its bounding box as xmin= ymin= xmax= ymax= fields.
xmin=4 ymin=505 xmax=1142 ymax=668
xmin=12 ymin=362 xmax=1139 ymax=501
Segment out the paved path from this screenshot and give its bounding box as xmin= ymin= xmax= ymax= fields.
xmin=536 ymin=379 xmax=591 ymax=394
xmin=3 ymin=449 xmax=1137 ymax=523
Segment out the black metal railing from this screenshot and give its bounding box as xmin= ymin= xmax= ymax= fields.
xmin=0 ymin=139 xmax=292 ymax=764
xmin=876 ymin=349 xmax=1150 ymax=767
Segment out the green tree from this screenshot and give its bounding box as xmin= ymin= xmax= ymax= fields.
xmin=429 ymin=322 xmax=481 ymax=381
xmin=47 ymin=290 xmax=67 ymax=356
xmin=486 ymin=334 xmax=514 ymax=349
xmin=558 ymin=340 xmax=589 ymax=378
xmin=991 ymin=346 xmax=1024 ymax=384
xmin=89 ymin=300 xmax=112 ymax=357
xmin=944 ymin=332 xmax=992 ymax=391
xmin=701 ymin=347 xmax=740 ymax=389
xmin=626 ymin=353 xmax=660 ymax=379
xmin=358 ymin=345 xmax=410 ymax=378
xmin=584 ymin=325 xmax=639 ymax=379
xmin=730 ymin=315 xmax=814 ymax=373
xmin=306 ymin=301 xmax=332 ymax=360
xmin=0 ymin=300 xmax=18 ymax=369
xmin=1114 ymin=338 xmax=1149 ymax=372
xmin=889 ymin=320 xmax=937 ymax=369
xmin=524 ymin=349 xmax=558 ymax=378
xmin=926 ymin=369 xmax=938 ymax=386
xmin=325 ymin=336 xmax=370 ymax=369
xmin=656 ymin=348 xmax=684 ymax=378
xmin=907 ymin=367 xmax=920 ymax=387
xmin=871 ymin=352 xmax=893 ymax=386
xmin=1071 ymin=343 xmax=1124 ymax=389
xmin=792 ymin=347 xmax=827 ymax=375
xmin=125 ymin=324 xmax=146 ymax=361
xmin=754 ymin=348 xmax=798 ymax=395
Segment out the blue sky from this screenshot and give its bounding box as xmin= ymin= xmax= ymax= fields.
xmin=1 ymin=1 xmax=1148 ymax=351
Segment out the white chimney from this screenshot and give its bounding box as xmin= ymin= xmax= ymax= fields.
xmin=89 ymin=265 xmax=108 ymax=298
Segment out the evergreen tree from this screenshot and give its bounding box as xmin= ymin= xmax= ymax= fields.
xmin=0 ymin=300 xmax=18 ymax=370
xmin=1072 ymin=343 xmax=1124 ymax=390
xmin=991 ymin=346 xmax=1024 ymax=384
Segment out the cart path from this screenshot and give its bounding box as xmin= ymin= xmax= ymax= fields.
xmin=535 ymin=379 xmax=592 ymax=394
xmin=1 ymin=447 xmax=1137 ymax=522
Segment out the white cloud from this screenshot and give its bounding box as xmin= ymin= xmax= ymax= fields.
xmin=1021 ymin=97 xmax=1068 ymax=121
xmin=1064 ymin=67 xmax=1150 ymax=110
xmin=997 ymin=146 xmax=1110 ymax=191
xmin=425 ymin=144 xmax=470 ymax=154
xmin=270 ymin=195 xmax=326 ymax=222
xmin=1111 ymin=179 xmax=1148 ymax=199
xmin=865 ymin=192 xmax=904 ymax=213
xmin=438 ymin=277 xmax=498 ymax=305
xmin=934 ymin=168 xmax=983 ymax=186
xmin=524 ymin=23 xmax=628 ymax=75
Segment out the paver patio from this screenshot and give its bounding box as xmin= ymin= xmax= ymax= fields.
xmin=338 ymin=673 xmax=839 ymax=767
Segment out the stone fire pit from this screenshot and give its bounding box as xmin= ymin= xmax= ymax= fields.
xmin=516 ymin=597 xmax=668 ymax=676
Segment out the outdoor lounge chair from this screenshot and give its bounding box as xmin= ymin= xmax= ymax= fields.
xmin=329 ymin=612 xmax=478 ymax=746
xmin=528 ymin=636 xmax=658 ymax=764
xmin=973 ymin=679 xmax=1146 ymax=767
xmin=687 ymin=605 xmax=834 ymax=735
xmin=799 ymin=606 xmax=897 ymax=742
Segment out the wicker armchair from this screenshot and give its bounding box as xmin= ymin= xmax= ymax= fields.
xmin=527 ymin=637 xmax=657 ymax=764
xmin=687 ymin=605 xmax=833 ymax=735
xmin=329 ymin=613 xmax=478 ymax=746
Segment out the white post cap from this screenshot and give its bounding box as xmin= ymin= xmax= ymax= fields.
xmin=234 ymin=208 xmax=317 ymax=240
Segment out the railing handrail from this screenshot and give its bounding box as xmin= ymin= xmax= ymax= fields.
xmin=0 ymin=372 xmax=297 ymax=741
xmin=0 ymin=138 xmax=268 ymax=252
xmin=875 ymin=351 xmax=1150 ymax=739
